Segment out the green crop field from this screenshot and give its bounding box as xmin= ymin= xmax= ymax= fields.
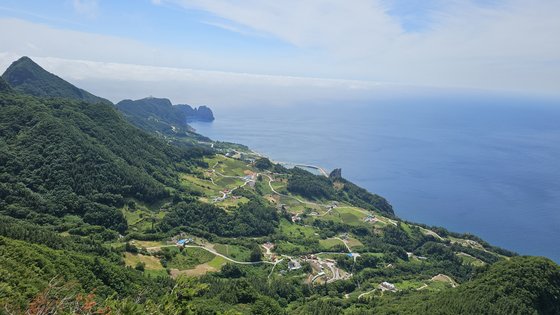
xmin=213 ymin=244 xmax=252 ymax=261
xmin=395 ymin=280 xmax=427 ymax=291
xmin=167 ymin=248 xmax=216 ymax=270
xmin=319 ymin=238 xmax=345 ymax=250
xmin=124 ymin=253 xmax=165 ymax=270
xmin=207 ymin=256 xmax=228 ymax=269
xmin=278 ymin=219 xmax=317 ymax=238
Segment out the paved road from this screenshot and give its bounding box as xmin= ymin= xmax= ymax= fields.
xmin=261 ymin=173 xmax=323 ymax=207
xmin=335 ymin=237 xmax=352 ymax=253
xmin=146 ymin=244 xmax=275 ymax=265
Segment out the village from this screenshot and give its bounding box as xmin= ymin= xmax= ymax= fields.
xmin=122 ymin=152 xmax=468 ymax=298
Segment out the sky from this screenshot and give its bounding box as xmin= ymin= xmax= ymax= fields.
xmin=0 ymin=0 xmax=559 ymax=107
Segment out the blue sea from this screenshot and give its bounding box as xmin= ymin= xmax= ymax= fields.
xmin=191 ymin=93 xmax=560 ymax=262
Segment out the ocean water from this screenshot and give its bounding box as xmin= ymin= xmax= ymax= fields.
xmin=191 ymin=94 xmax=560 ymax=262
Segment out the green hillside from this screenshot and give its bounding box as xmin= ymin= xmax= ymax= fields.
xmin=0 ymin=57 xmax=558 ymax=315
xmin=0 ymin=85 xmax=207 ymax=233
xmin=116 ymin=97 xmax=212 ymax=141
xmin=2 ymin=56 xmax=112 ymax=104
xmin=0 ymin=77 xmax=12 ymax=93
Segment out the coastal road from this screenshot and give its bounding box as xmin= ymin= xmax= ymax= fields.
xmin=261 ymin=173 xmax=324 ymax=207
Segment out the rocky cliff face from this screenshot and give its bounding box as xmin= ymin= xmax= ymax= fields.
xmin=115 ymin=97 xmax=214 ymax=140
xmin=329 ymin=168 xmax=342 ymax=179
xmin=176 ymin=104 xmax=215 ymax=122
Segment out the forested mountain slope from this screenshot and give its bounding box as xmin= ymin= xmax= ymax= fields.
xmin=0 ymin=57 xmax=558 ymax=315
xmin=0 ymin=86 xmax=207 ymax=233
xmin=116 ymin=97 xmax=213 ymax=140
xmin=2 ymin=56 xmax=112 ymax=105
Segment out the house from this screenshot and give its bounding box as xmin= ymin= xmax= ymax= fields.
xmin=379 ymin=281 xmax=397 ymax=291
xmin=291 ymin=215 xmax=302 ymax=223
xmin=288 ymin=260 xmax=302 ymax=271
xmin=176 ymin=238 xmax=193 ymax=247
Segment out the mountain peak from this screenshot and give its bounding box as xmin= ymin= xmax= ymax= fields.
xmin=1 ymin=56 xmax=112 ymax=104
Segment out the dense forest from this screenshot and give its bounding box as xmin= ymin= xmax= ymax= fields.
xmin=1 ymin=57 xmax=111 ymax=105
xmin=116 ymin=97 xmax=213 ymax=141
xmin=0 ymin=57 xmax=558 ymax=314
xmin=0 ymin=89 xmax=206 ymax=232
xmin=287 ymin=167 xmax=394 ymax=216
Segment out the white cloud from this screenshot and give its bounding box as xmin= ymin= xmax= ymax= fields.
xmin=160 ymin=0 xmax=560 ymax=94
xmin=167 ymin=0 xmax=402 ymax=57
xmin=72 ymin=0 xmax=99 ymax=19
xmin=1 ymin=0 xmax=560 ymax=102
xmin=0 ymin=54 xmax=402 ymax=107
xmin=0 ymin=18 xmax=219 ymax=69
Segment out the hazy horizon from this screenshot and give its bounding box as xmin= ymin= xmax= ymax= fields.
xmin=1 ymin=0 xmax=560 ymax=107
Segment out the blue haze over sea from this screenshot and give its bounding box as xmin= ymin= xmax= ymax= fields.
xmin=191 ymin=93 xmax=560 ymax=262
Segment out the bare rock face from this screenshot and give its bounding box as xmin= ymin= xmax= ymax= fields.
xmin=329 ymin=168 xmax=342 ymax=179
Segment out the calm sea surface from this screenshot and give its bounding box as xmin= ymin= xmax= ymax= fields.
xmin=191 ymin=94 xmax=560 ymax=262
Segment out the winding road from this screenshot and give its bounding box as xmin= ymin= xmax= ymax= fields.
xmin=146 ymin=244 xmax=275 ymax=265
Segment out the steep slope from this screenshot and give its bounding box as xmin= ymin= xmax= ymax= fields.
xmin=0 ymin=77 xmax=13 ymax=93
xmin=116 ymin=97 xmax=213 ymax=140
xmin=2 ymin=56 xmax=112 ymax=104
xmin=1 ymin=57 xmax=558 ymax=315
xmin=176 ymin=104 xmax=215 ymax=122
xmin=372 ymin=256 xmax=560 ymax=314
xmin=0 ymin=82 xmax=207 ymax=232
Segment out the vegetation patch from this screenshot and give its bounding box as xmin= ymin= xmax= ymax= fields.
xmin=124 ymin=253 xmax=164 ymax=271
xmin=165 ymin=248 xmax=215 ymax=270
xmin=213 ymin=244 xmax=252 ymax=262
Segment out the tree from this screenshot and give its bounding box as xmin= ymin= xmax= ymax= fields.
xmin=249 ymin=244 xmax=262 ymax=262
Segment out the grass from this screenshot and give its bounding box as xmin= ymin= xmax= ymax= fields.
xmin=346 ymin=237 xmax=364 ymax=249
xmin=278 ymin=219 xmax=317 ymax=239
xmin=317 ymin=253 xmax=347 ymax=260
xmin=275 ymin=241 xmax=309 ymax=255
xmin=124 ymin=253 xmax=164 ymax=270
xmin=426 ymin=280 xmax=453 ymax=291
xmin=340 ymin=213 xmax=361 ymax=225
xmin=213 ymin=244 xmax=252 ymax=262
xmin=207 ymin=256 xmax=228 ymax=269
xmin=181 ymin=174 xmax=221 ymax=196
xmin=400 ymin=222 xmax=413 ymax=236
xmin=394 ymin=280 xmax=426 ymax=291
xmin=271 ymin=181 xmax=287 ymax=192
xmin=131 ymin=240 xmax=165 ymax=248
xmin=217 ymin=196 xmax=250 ymax=208
xmin=144 ymin=269 xmax=169 ymax=278
xmin=122 ymin=205 xmax=167 ymax=233
xmin=205 ymin=155 xmax=254 ymax=177
xmin=167 ymin=248 xmax=215 ymax=270
xmin=457 ymin=252 xmax=486 ymax=266
xmin=329 ymin=207 xmax=369 ymax=226
xmin=214 ymin=176 xmax=244 ymax=189
xmin=319 ymin=238 xmax=345 ymax=251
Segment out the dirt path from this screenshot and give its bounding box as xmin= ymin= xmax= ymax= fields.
xmin=416 ymin=283 xmax=428 ymax=290
xmin=358 ymin=289 xmax=378 ymax=299
xmin=431 ymin=274 xmax=458 ymax=288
